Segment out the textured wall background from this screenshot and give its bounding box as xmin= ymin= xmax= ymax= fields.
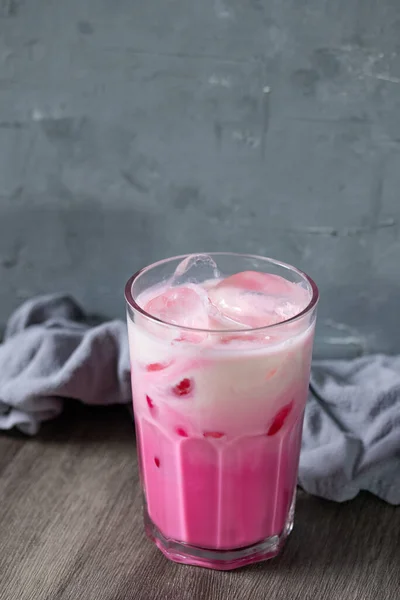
xmin=1 ymin=0 xmax=400 ymax=356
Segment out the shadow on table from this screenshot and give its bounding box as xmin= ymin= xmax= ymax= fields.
xmin=0 ymin=403 xmax=136 ymax=446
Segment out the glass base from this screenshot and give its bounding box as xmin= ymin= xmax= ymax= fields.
xmin=144 ymin=504 xmax=294 ymax=571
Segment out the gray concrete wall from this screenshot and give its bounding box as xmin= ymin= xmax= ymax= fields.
xmin=1 ymin=0 xmax=400 ymax=357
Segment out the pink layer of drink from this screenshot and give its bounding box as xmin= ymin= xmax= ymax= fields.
xmin=128 ymin=271 xmax=315 ymax=551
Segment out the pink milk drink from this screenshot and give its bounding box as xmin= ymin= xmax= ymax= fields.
xmin=125 ymin=253 xmax=318 ymax=570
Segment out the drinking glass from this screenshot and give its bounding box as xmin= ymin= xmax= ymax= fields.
xmin=125 ymin=253 xmax=318 ymax=570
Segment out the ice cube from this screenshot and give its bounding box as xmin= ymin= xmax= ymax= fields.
xmin=171 ymin=254 xmax=220 ymax=287
xmin=144 ymin=285 xmax=210 ymax=330
xmin=208 ymin=271 xmax=309 ymax=328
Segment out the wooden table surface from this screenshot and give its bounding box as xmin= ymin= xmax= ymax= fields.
xmin=1 ymin=404 xmax=399 ymax=600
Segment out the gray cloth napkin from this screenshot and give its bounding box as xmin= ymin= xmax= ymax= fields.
xmin=300 ymin=359 xmax=400 ymax=505
xmin=1 ymin=295 xmax=399 ymax=505
xmin=0 ymin=294 xmax=131 ymax=435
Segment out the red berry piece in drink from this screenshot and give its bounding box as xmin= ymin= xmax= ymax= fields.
xmin=172 ymin=378 xmax=193 ymax=397
xmin=146 ymin=362 xmax=171 ymax=372
xmin=203 ymin=431 xmax=225 ymax=439
xmin=267 ymin=401 xmax=293 ymax=436
xmin=176 ymin=427 xmax=189 ymax=437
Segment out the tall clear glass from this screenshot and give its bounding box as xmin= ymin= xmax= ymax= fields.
xmin=125 ymin=253 xmax=318 ymax=570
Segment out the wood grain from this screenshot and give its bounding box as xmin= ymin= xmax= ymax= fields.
xmin=0 ymin=405 xmax=399 ymax=600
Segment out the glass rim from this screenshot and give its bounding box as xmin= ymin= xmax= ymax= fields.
xmin=125 ymin=252 xmax=319 ymax=334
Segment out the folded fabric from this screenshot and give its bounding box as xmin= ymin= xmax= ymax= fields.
xmin=0 ymin=295 xmax=399 ymax=505
xmin=0 ymin=294 xmax=131 ymax=435
xmin=300 ymin=358 xmax=400 ymax=505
